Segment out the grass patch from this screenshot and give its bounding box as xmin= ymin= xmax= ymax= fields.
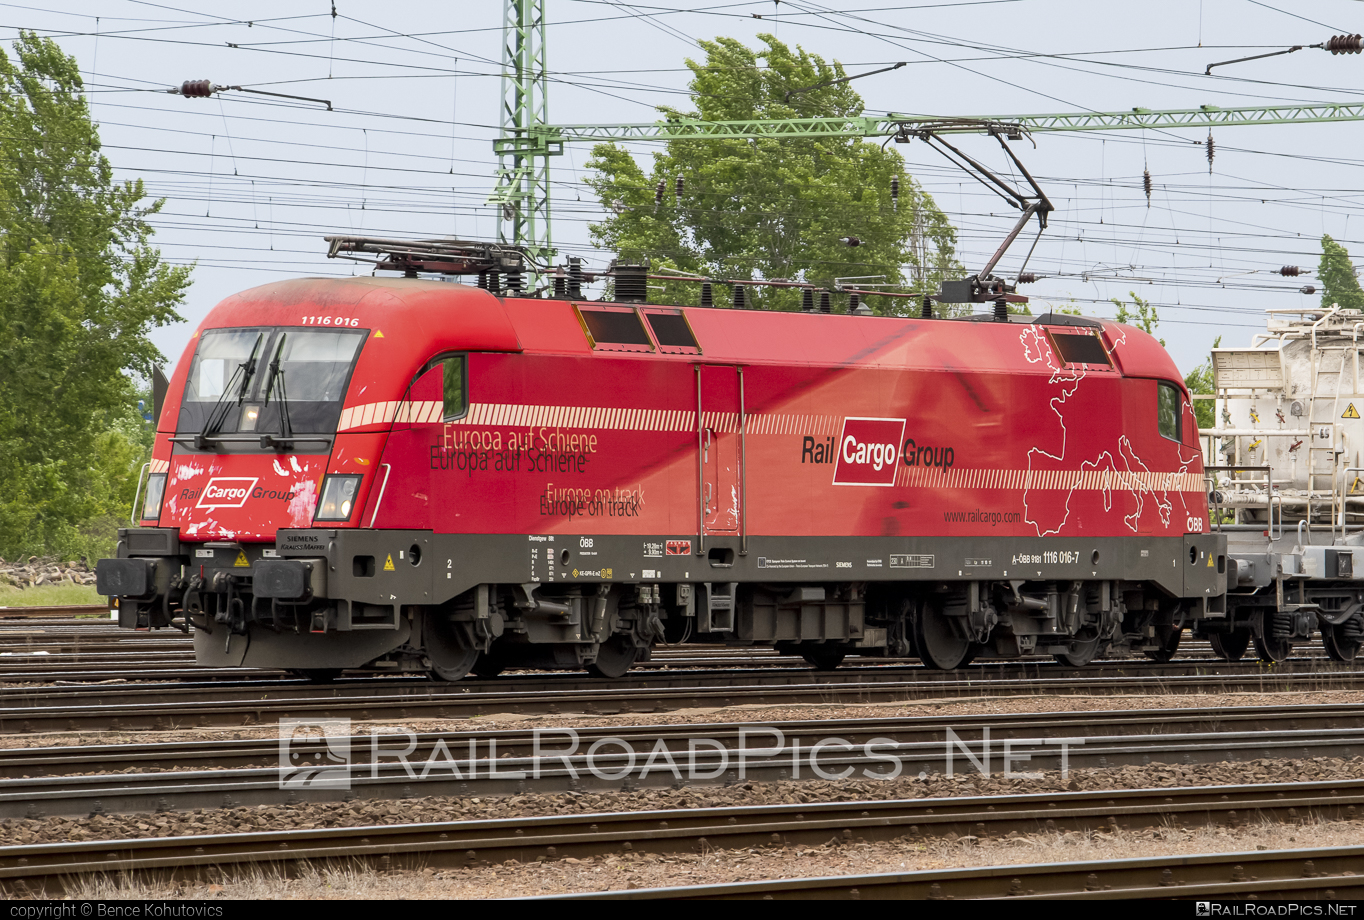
xmin=0 ymin=583 xmax=106 ymax=607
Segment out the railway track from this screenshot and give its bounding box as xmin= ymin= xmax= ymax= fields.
xmin=0 ymin=605 xmax=110 ymax=619
xmin=2 ymin=704 xmax=1362 ymax=817
xmin=548 ymin=844 xmax=1364 ymax=900
xmin=2 ymin=702 xmax=1359 ymax=778
xmin=2 ymin=779 xmax=1361 ymax=897
xmin=2 ymin=664 xmax=1361 ymax=734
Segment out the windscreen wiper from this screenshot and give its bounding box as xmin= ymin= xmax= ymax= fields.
xmin=258 ymin=333 xmax=297 ymax=449
xmin=195 ymin=332 xmax=264 ymax=450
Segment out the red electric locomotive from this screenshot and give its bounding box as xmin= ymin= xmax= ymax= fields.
xmin=98 ymin=238 xmax=1226 ymax=680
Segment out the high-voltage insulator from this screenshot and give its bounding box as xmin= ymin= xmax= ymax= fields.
xmin=801 ymin=288 xmax=815 ymax=313
xmin=1327 ymin=33 xmax=1363 ymax=54
xmin=1279 ymin=265 xmax=1301 ymax=276
xmin=675 ymin=176 xmax=685 ymax=197
xmin=921 ymin=294 xmax=933 ymax=319
xmin=890 ymin=176 xmax=900 ymax=212
xmin=1017 ymin=272 xmax=1037 ymax=284
xmin=180 ymin=80 xmax=214 ymax=97
xmin=840 ymin=236 xmax=862 ymax=247
xmin=1206 ymin=133 xmax=1215 ymax=172
xmin=1143 ymin=169 xmax=1152 ymax=206
xmin=654 ymin=180 xmax=665 ymax=207
xmin=1302 ymin=285 xmax=1317 ymax=295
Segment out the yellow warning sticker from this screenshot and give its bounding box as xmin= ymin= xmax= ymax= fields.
xmin=234 ymin=551 xmax=250 ymax=568
xmin=373 ymin=330 xmax=385 ymax=338
xmin=383 ymin=553 xmax=395 ymax=572
xmin=1207 ymin=554 xmax=1214 ymax=567
xmin=1344 ymin=403 xmax=1360 ymax=419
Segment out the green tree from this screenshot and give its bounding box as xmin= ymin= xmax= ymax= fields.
xmin=1110 ymin=291 xmax=1164 ymax=346
xmin=0 ymin=33 xmax=189 ymax=559
xmin=1319 ymin=234 xmax=1364 ymax=312
xmin=584 ymin=35 xmax=963 ymax=315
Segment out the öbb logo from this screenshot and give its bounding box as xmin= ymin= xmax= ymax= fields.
xmin=196 ymin=477 xmax=259 ymax=510
xmin=833 ymin=418 xmax=906 ymax=487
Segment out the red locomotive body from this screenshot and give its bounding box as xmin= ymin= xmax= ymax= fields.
xmin=99 ymin=272 xmax=1226 ymax=679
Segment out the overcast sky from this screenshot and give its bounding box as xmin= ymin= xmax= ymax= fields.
xmin=9 ymin=1 xmax=1364 ymax=375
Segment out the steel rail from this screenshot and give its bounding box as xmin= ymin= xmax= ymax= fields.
xmin=2 ymin=780 xmax=1363 ymax=898
xmin=547 ymin=844 xmax=1364 ymax=900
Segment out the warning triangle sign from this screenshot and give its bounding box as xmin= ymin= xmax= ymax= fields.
xmin=1344 ymin=403 xmax=1360 ymax=419
xmin=234 ymin=551 xmax=250 ymax=568
xmin=373 ymin=330 xmax=385 ymax=338
xmin=383 ymin=553 xmax=395 ymax=571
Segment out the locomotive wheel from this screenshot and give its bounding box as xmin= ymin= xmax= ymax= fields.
xmin=800 ymin=644 xmax=846 ymax=671
xmin=426 ymin=614 xmax=480 ymax=681
xmin=1053 ymin=635 xmax=1101 ymax=667
xmin=1208 ymin=628 xmax=1251 ymax=662
xmin=588 ymin=636 xmax=641 ymax=678
xmin=472 ymin=652 xmax=508 ymax=678
xmin=289 ymin=668 xmax=342 ymax=683
xmin=1143 ymin=625 xmax=1182 ymax=663
xmin=1323 ymin=623 xmax=1362 ymax=662
xmin=1252 ymin=610 xmax=1292 ymax=663
xmin=913 ymin=601 xmax=974 ymax=670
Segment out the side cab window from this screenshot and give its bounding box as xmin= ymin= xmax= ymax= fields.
xmin=420 ymin=354 xmax=467 ymax=421
xmin=1157 ymin=380 xmax=1182 ymax=442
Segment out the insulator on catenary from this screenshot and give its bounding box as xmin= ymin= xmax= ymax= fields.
xmin=840 ymin=236 xmax=862 ymax=247
xmin=675 ymin=176 xmax=684 ymax=197
xmin=1279 ymin=265 xmax=1301 ymax=276
xmin=891 ymin=176 xmax=900 ymax=212
xmin=1302 ymin=285 xmax=1317 ymax=295
xmin=654 ymin=180 xmax=665 ymax=206
xmin=1017 ymin=272 xmax=1037 ymax=284
xmin=180 ymin=80 xmax=213 ymax=97
xmin=1143 ymin=169 xmax=1152 ymax=206
xmin=1206 ymin=133 xmax=1215 ymax=172
xmin=1327 ymin=33 xmax=1363 ymax=54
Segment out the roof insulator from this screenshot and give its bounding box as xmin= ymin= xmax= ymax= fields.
xmin=994 ymin=297 xmax=1009 ymax=323
xmin=701 ymin=281 xmax=713 ymax=308
xmin=801 ymin=288 xmax=815 ymax=312
xmin=567 ymin=257 xmax=584 ymax=299
xmin=732 ymin=285 xmax=747 ymax=310
xmin=819 ymin=291 xmax=832 ymax=314
xmin=1326 ymin=33 xmax=1363 ymax=54
xmin=921 ymin=294 xmax=933 ymax=319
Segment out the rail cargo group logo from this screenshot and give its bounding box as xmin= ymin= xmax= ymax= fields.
xmin=278 ymin=718 xmax=351 ymax=789
xmin=196 ymin=477 xmax=259 ymax=510
xmin=833 ymin=417 xmax=906 ymax=487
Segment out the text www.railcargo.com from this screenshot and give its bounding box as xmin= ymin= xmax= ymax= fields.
xmin=944 ymin=509 xmax=1021 ymax=526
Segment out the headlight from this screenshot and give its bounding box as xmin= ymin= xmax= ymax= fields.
xmin=314 ymin=474 xmax=362 ymax=522
xmin=142 ymin=473 xmax=167 ymax=521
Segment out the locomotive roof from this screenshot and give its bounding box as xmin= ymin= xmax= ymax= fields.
xmin=191 ymin=275 xmax=1184 ymax=389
